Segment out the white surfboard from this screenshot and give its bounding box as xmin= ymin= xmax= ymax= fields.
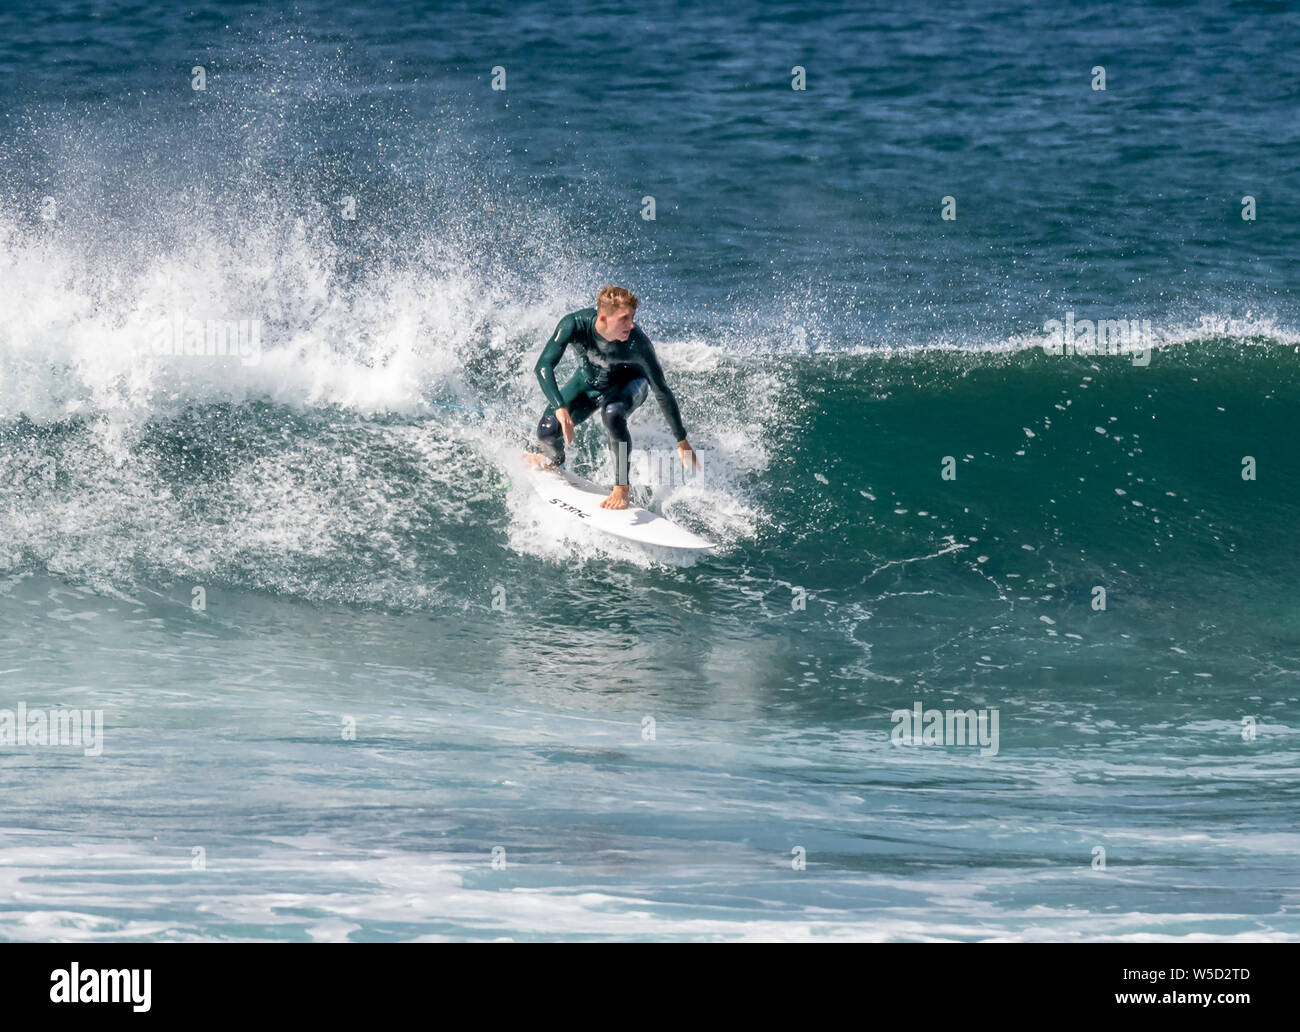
xmin=524 ymin=466 xmax=715 ymax=551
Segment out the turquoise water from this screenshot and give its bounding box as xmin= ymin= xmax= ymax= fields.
xmin=1 ymin=0 xmax=1297 ymax=940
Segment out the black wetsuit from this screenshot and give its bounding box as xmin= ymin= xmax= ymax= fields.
xmin=534 ymin=308 xmax=687 ymax=485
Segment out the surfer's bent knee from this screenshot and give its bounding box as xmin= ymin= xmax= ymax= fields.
xmin=537 ymin=410 xmax=564 ymax=464
xmin=600 ymin=401 xmax=630 ymax=433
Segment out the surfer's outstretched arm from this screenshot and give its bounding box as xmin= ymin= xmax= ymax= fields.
xmin=534 ymin=313 xmax=580 ymax=449
xmin=535 ymin=314 xmax=576 ymax=412
xmin=636 ymin=341 xmax=687 ymax=443
xmin=636 ymin=336 xmax=700 ymax=471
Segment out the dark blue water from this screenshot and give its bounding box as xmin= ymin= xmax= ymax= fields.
xmin=1 ymin=0 xmax=1297 ymax=940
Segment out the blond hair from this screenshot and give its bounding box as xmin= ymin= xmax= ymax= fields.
xmin=596 ymin=285 xmax=639 ymax=314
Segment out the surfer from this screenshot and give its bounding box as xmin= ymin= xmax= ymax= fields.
xmin=525 ymin=286 xmax=700 ymax=509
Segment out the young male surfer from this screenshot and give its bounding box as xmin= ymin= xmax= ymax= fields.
xmin=524 ymin=286 xmax=700 ymax=510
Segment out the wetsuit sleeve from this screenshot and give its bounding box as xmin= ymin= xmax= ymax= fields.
xmin=637 ymin=337 xmax=688 ymax=442
xmin=535 ymin=314 xmax=576 ymax=410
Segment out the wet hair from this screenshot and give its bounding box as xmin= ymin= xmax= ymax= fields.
xmin=596 ymin=285 xmax=639 ymax=314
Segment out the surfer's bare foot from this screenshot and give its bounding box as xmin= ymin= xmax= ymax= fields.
xmin=523 ymin=452 xmax=559 ymax=471
xmin=601 ymin=485 xmax=630 ymax=510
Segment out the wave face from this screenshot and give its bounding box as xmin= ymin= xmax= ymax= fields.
xmin=1 ymin=0 xmax=1298 ymax=942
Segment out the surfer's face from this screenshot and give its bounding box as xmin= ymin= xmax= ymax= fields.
xmin=596 ymin=306 xmax=634 ymax=341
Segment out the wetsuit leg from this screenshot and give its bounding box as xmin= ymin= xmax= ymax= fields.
xmin=537 ymin=376 xmax=600 ymax=468
xmin=600 ymin=377 xmax=649 ymax=486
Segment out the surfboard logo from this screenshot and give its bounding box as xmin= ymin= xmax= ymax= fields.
xmin=549 ymin=498 xmax=589 ymax=519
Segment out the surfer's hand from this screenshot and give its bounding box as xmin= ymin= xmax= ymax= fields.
xmin=556 ymin=407 xmax=575 ymax=444
xmin=678 ymin=440 xmax=700 ymax=471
